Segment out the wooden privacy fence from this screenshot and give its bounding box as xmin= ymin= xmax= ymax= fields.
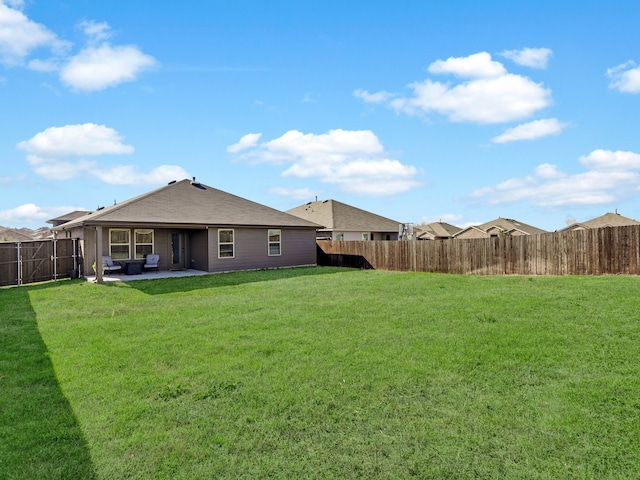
xmin=317 ymin=225 xmax=640 ymax=275
xmin=0 ymin=239 xmax=79 ymax=287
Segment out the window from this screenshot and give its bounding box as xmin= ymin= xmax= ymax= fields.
xmin=335 ymin=233 xmax=344 ymax=240
xmin=362 ymin=233 xmax=369 ymax=241
xmin=268 ymin=229 xmax=281 ymax=256
xmin=134 ymin=229 xmax=154 ymax=259
xmin=109 ymin=229 xmax=130 ymax=260
xmin=218 ymin=229 xmax=234 ymax=258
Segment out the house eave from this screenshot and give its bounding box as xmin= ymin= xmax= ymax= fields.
xmin=55 ymin=221 xmax=321 ymax=231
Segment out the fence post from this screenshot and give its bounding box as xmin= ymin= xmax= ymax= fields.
xmin=16 ymin=242 xmax=21 ymax=286
xmin=53 ymin=236 xmax=58 ymax=281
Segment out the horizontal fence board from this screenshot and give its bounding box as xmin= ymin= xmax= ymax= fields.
xmin=317 ymin=225 xmax=640 ymax=276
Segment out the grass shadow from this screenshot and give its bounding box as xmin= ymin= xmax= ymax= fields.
xmin=124 ymin=265 xmax=356 ymax=296
xmin=0 ymin=284 xmax=97 ymax=480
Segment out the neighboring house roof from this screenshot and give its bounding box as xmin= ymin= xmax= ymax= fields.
xmin=286 ymin=199 xmax=400 ymax=232
xmin=0 ymin=226 xmax=35 ymax=242
xmin=417 ymin=222 xmax=462 ymax=240
xmin=47 ymin=210 xmax=92 ymax=226
xmin=53 ymin=179 xmax=322 ymax=231
xmin=560 ymin=212 xmax=640 ymax=231
xmin=453 ymin=225 xmax=489 ymax=239
xmin=454 ymin=217 xmax=547 ymax=238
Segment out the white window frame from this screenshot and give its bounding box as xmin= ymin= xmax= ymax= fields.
xmin=335 ymin=232 xmax=344 ymax=240
xmin=362 ymin=233 xmax=369 ymax=241
xmin=109 ymin=228 xmax=130 ymax=260
xmin=134 ymin=229 xmax=154 ymax=260
xmin=268 ymin=229 xmax=281 ymax=256
xmin=218 ymin=229 xmax=234 ymax=258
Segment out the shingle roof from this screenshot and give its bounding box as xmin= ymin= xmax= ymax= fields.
xmin=561 ymin=212 xmax=640 ymax=231
xmin=0 ymin=227 xmax=35 ymax=242
xmin=417 ymin=222 xmax=462 ymax=239
xmin=47 ymin=210 xmax=92 ymax=226
xmin=286 ymin=199 xmax=400 ymax=232
xmin=476 ymin=217 xmax=548 ymax=235
xmin=54 ymin=179 xmax=322 ymax=230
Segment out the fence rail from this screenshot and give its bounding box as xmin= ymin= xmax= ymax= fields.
xmin=0 ymin=238 xmax=78 ymax=287
xmin=317 ymin=225 xmax=640 ymax=275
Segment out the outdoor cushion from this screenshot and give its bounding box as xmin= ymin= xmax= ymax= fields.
xmin=102 ymin=255 xmax=122 ymax=273
xmin=144 ymin=254 xmax=160 ymax=271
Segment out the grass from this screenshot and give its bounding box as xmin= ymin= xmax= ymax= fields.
xmin=2 ymin=267 xmax=640 ymax=479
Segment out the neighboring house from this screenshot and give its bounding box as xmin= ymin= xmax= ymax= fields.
xmin=416 ymin=222 xmax=462 ymax=240
xmin=286 ymin=199 xmax=401 ymax=241
xmin=454 ymin=217 xmax=548 ymax=239
xmin=51 ymin=179 xmax=322 ymax=282
xmin=48 ymin=210 xmax=92 ymax=227
xmin=560 ymin=212 xmax=640 ymax=232
xmin=0 ymin=226 xmax=34 ymax=242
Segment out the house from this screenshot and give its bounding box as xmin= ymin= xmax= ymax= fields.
xmin=286 ymin=199 xmax=401 ymax=241
xmin=453 ymin=217 xmax=547 ymax=239
xmin=560 ymin=212 xmax=640 ymax=232
xmin=0 ymin=226 xmax=34 ymax=242
xmin=48 ymin=210 xmax=92 ymax=227
xmin=51 ymin=179 xmax=322 ymax=282
xmin=416 ymin=222 xmax=462 ymax=240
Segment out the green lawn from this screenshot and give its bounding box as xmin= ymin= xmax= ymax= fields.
xmin=2 ymin=267 xmax=640 ymax=479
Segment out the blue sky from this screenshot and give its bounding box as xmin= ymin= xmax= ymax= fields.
xmin=2 ymin=0 xmax=640 ymax=231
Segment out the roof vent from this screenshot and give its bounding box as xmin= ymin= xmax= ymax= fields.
xmin=97 ymin=206 xmax=105 ymax=211
xmin=190 ymin=177 xmax=206 ymax=190
xmin=168 ymin=180 xmax=176 ymax=185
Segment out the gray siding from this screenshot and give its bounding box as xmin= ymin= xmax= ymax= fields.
xmin=207 ymin=227 xmax=317 ymax=273
xmin=189 ymin=230 xmax=209 ymax=271
xmin=94 ymin=227 xmax=183 ymax=272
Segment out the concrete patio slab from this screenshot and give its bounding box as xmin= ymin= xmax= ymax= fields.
xmin=85 ymin=269 xmax=209 ymax=283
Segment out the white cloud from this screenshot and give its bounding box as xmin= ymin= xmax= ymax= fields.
xmin=492 ymin=118 xmax=568 ymax=143
xmin=391 ymin=73 xmax=551 ymax=124
xmin=0 ymin=1 xmax=70 ymax=66
xmin=0 ymin=203 xmax=84 ymax=224
xmin=25 ymin=154 xmax=187 ymax=185
xmin=226 ymin=133 xmax=262 ymax=153
xmin=91 ymin=164 xmax=188 ymax=185
xmin=26 ymin=154 xmax=96 ymax=180
xmin=60 ymin=43 xmax=157 ymax=91
xmin=534 ymin=163 xmax=563 ymax=179
xmin=18 ymin=123 xmax=134 ymax=157
xmin=0 ymin=3 xmax=155 ymax=91
xmin=579 ymin=149 xmax=640 ymax=170
xmin=268 ymin=186 xmax=316 ymax=200
xmin=368 ymin=52 xmax=552 ymax=124
xmin=353 ymin=88 xmax=396 ymax=103
xmin=427 ymin=52 xmax=506 ymax=78
xmin=228 ymin=129 xmax=422 ymax=196
xmin=17 ymin=123 xmax=187 ymax=184
xmin=499 ymin=48 xmax=553 ymax=69
xmin=470 ymin=149 xmax=640 ymax=208
xmin=78 ymin=19 xmax=111 ymax=42
xmin=607 ymin=61 xmax=640 ymax=93
xmin=2 ymin=1 xmax=24 ymax=8
xmin=27 ymin=57 xmax=58 ymax=72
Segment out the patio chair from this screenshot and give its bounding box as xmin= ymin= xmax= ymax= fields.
xmin=144 ymin=254 xmax=160 ymax=272
xmin=102 ymin=255 xmax=122 ymax=275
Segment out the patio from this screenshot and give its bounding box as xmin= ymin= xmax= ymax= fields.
xmin=85 ymin=269 xmax=209 ymax=283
